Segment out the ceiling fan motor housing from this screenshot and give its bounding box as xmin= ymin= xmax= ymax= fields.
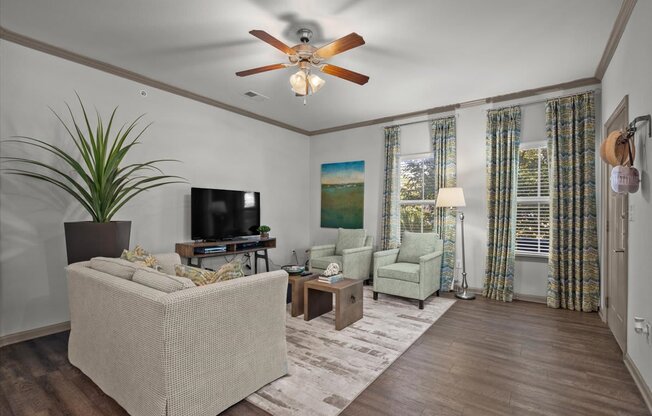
xmin=297 ymin=28 xmax=313 ymax=43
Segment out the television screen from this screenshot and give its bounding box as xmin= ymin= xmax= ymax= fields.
xmin=191 ymin=187 xmax=260 ymax=241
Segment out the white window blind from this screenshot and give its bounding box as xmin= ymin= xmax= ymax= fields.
xmin=399 ymin=154 xmax=435 ymax=236
xmin=516 ymin=144 xmax=550 ymax=256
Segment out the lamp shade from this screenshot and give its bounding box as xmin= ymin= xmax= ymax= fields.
xmin=436 ymin=187 xmax=466 ymax=208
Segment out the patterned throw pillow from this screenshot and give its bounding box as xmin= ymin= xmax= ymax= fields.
xmin=175 ymin=260 xmax=245 ymax=286
xmin=121 ymin=245 xmax=162 ymax=271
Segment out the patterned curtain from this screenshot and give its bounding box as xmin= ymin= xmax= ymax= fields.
xmin=381 ymin=126 xmax=401 ymax=250
xmin=484 ymin=106 xmax=521 ymax=302
xmin=431 ymin=116 xmax=457 ymax=291
xmin=546 ymin=92 xmax=599 ymax=312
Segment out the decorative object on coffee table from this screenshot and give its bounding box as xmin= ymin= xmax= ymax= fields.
xmin=257 ymin=225 xmax=271 ymax=239
xmin=2 ymin=94 xmax=183 ymax=264
xmin=288 ymin=273 xmax=318 ymax=317
xmin=304 ymin=278 xmax=363 ymax=330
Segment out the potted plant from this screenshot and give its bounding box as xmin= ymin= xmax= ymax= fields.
xmin=257 ymin=225 xmax=271 ymax=239
xmin=1 ymin=95 xmax=183 ymax=264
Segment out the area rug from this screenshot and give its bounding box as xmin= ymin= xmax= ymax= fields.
xmin=246 ymin=286 xmax=456 ymax=416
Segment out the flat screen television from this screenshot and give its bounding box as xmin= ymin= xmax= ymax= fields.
xmin=191 ymin=187 xmax=260 ymax=241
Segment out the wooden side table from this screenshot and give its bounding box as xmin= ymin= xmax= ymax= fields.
xmin=288 ymin=273 xmax=318 ymax=317
xmin=304 ymin=278 xmax=363 ymax=330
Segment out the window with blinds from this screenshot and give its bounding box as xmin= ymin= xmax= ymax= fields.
xmin=516 ymin=144 xmax=550 ymax=256
xmin=399 ymin=154 xmax=436 ymax=236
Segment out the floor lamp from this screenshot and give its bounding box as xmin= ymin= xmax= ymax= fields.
xmin=435 ymin=187 xmax=475 ymax=300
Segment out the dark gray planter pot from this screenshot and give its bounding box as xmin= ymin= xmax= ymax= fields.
xmin=64 ymin=221 xmax=131 ymax=264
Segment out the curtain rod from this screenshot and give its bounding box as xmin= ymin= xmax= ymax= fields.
xmin=387 ymin=87 xmax=602 ymax=129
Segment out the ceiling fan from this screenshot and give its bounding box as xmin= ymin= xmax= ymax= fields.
xmin=236 ymin=28 xmax=369 ymax=98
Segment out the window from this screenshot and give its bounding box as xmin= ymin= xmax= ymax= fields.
xmin=516 ymin=143 xmax=550 ymax=256
xmin=399 ymin=154 xmax=436 ymax=235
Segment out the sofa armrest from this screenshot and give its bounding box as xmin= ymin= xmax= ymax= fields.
xmin=419 ymin=251 xmax=443 ymax=297
xmin=309 ymin=244 xmax=336 ymax=259
xmin=161 ymin=271 xmax=289 ymax=416
xmin=373 ymin=249 xmax=400 ymax=280
xmin=66 ymin=264 xmax=169 ymax=416
xmin=342 ymin=246 xmax=373 ymax=280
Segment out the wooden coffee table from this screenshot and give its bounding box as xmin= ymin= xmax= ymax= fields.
xmin=304 ymin=278 xmax=363 ymax=330
xmin=288 ymin=273 xmax=318 ymax=317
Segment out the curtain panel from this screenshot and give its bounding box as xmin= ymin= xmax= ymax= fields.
xmin=546 ymin=92 xmax=600 ymax=312
xmin=431 ymin=116 xmax=457 ymax=291
xmin=484 ymin=106 xmax=521 ymax=302
xmin=381 ymin=126 xmax=401 ymax=250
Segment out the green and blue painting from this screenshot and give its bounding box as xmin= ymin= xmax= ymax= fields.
xmin=321 ymin=160 xmax=365 ymax=229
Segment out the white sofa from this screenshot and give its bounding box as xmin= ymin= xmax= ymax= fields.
xmin=66 ymin=253 xmax=288 ymax=416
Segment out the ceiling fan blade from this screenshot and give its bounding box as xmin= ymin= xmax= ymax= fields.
xmin=249 ymin=30 xmax=295 ymax=55
xmin=236 ymin=63 xmax=287 ymax=77
xmin=320 ymin=64 xmax=369 ymax=85
xmin=314 ymin=33 xmax=365 ymax=59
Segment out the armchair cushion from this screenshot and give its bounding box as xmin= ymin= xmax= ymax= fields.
xmin=397 ymin=232 xmax=438 ymax=264
xmin=377 ymin=263 xmax=421 ymax=283
xmin=310 ymin=255 xmax=343 ymax=270
xmin=335 ymin=228 xmax=366 ymax=255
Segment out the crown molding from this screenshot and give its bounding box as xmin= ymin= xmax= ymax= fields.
xmin=307 ymin=77 xmax=600 ymax=136
xmin=1 ymin=0 xmax=628 ymax=139
xmin=595 ymin=0 xmax=637 ymax=80
xmin=0 ymin=26 xmax=311 ymax=136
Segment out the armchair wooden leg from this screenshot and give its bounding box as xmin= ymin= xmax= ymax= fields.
xmin=373 ymin=291 xmax=378 ymax=301
xmin=419 ymin=300 xmax=424 ymax=309
xmin=436 ymin=290 xmax=440 ymax=297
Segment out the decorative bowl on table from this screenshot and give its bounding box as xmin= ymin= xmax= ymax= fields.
xmin=281 ymin=265 xmax=305 ymax=275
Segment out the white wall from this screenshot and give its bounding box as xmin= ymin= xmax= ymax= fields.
xmin=601 ymin=0 xmax=652 ymax=391
xmin=0 ymin=41 xmax=311 ymax=337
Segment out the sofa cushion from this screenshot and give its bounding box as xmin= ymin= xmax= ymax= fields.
xmin=154 ymin=253 xmax=182 ymax=275
xmin=133 ymin=268 xmax=196 ymax=293
xmin=377 ymin=262 xmax=421 ymax=283
xmin=335 ymin=228 xmax=366 ymax=255
xmin=397 ymin=232 xmax=438 ymax=264
xmin=311 ymin=255 xmax=343 ymax=270
xmin=121 ymin=245 xmax=162 ymax=271
xmin=89 ymin=257 xmax=142 ymax=280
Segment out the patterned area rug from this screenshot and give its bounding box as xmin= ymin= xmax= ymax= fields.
xmin=246 ymin=287 xmax=456 ymax=416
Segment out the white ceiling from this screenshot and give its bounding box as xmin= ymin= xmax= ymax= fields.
xmin=1 ymin=0 xmax=621 ymax=132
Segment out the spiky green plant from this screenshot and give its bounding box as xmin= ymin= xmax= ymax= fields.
xmin=1 ymin=95 xmax=184 ymax=222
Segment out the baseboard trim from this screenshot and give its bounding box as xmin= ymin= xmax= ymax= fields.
xmin=467 ymin=286 xmax=546 ymax=304
xmin=624 ymin=353 xmax=652 ymax=413
xmin=0 ymin=321 xmax=70 ymax=348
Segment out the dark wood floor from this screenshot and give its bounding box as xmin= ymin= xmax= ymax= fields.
xmin=1 ymin=295 xmax=649 ymax=416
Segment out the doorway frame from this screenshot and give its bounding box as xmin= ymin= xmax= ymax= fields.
xmin=600 ymin=95 xmax=629 ymax=353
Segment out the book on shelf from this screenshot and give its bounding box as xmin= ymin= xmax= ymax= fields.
xmin=318 ymin=274 xmax=343 ymax=284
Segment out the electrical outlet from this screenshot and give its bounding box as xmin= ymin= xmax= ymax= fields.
xmin=456 ymin=259 xmax=462 ymax=269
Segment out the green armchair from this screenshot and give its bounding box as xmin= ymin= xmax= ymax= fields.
xmin=373 ymin=232 xmax=443 ymax=309
xmin=309 ymin=228 xmax=374 ymax=281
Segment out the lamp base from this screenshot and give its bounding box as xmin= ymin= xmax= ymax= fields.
xmin=455 ymin=289 xmax=476 ymax=300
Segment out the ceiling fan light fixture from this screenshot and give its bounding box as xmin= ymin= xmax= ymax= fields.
xmin=308 ymin=74 xmax=325 ymax=93
xmin=289 ymin=70 xmax=307 ymax=95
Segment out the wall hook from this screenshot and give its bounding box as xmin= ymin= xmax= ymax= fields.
xmin=626 ymin=114 xmax=651 ymax=139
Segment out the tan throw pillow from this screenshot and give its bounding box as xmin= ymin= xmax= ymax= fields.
xmin=215 ymin=260 xmax=245 ymax=282
xmin=175 ymin=264 xmax=219 ymax=286
xmin=175 ymin=261 xmax=245 ymax=286
xmin=133 ymin=268 xmax=195 ymax=293
xmin=121 ymin=245 xmax=161 ymax=271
